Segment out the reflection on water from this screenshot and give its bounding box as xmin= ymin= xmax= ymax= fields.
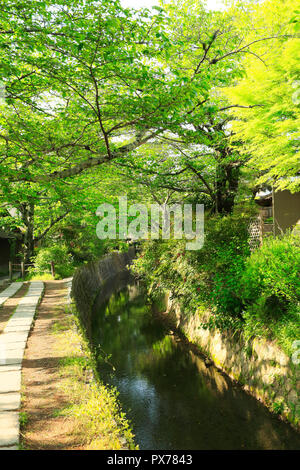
xmin=91 ymin=284 xmax=300 ymax=450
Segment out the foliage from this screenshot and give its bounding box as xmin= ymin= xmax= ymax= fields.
xmin=0 ymin=0 xmax=245 ymax=185
xmin=194 ymin=214 xmax=251 ymax=315
xmin=1 ymin=0 xmax=297 ymax=265
xmin=30 ymin=244 xmax=74 ymax=279
xmin=241 ymin=234 xmax=300 ymax=308
xmin=19 ymin=411 xmax=29 ymax=429
xmin=240 ymin=234 xmax=300 ymax=353
xmin=272 ymin=400 xmax=285 ymax=415
xmin=224 ymin=0 xmax=300 ymax=192
xmin=132 ymin=213 xmax=251 ymax=322
xmin=25 ymin=273 xmax=54 ymax=281
xmin=111 ymin=0 xmax=278 ymax=214
xmin=132 ymin=223 xmax=299 ymax=354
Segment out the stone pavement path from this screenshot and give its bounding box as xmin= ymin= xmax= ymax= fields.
xmin=0 ymin=283 xmax=23 ymax=307
xmin=0 ymin=282 xmax=44 ymax=450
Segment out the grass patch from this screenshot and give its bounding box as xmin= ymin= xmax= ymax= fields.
xmin=19 ymin=411 xmax=29 ymax=429
xmin=21 ymin=273 xmax=55 ymax=281
xmin=52 ymin=305 xmax=137 ymax=450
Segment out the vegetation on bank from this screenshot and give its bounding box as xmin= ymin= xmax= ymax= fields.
xmin=131 ymin=218 xmax=300 ymax=356
xmin=52 ymin=305 xmax=137 ymax=450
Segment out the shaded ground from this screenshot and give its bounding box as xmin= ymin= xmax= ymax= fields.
xmin=21 ymin=281 xmax=82 ymax=450
xmin=0 ymin=283 xmax=29 ymax=334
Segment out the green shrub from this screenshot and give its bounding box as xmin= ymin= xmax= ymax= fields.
xmin=31 ymin=244 xmax=74 ymax=279
xmin=241 ymin=234 xmax=300 ymax=318
xmin=132 ymin=219 xmax=299 ymax=355
xmin=132 ymin=214 xmax=251 ymax=322
xmin=240 ymin=234 xmax=300 ymax=353
xmin=194 ymin=215 xmax=251 ymax=317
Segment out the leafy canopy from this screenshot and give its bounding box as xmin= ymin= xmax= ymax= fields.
xmin=224 ymin=0 xmax=300 ymax=192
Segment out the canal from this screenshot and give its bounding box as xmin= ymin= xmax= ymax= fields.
xmin=91 ymin=283 xmax=300 ymax=450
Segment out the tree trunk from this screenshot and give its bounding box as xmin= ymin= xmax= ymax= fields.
xmin=215 ymin=157 xmax=240 ymax=214
xmin=20 ymin=202 xmax=35 ymax=265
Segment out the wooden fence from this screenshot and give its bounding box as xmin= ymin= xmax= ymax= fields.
xmin=8 ymin=261 xmax=55 ymax=280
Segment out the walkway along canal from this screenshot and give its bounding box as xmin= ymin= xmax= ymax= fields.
xmin=90 ymin=282 xmax=300 ymax=450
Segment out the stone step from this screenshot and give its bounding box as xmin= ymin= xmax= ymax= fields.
xmin=0 ymin=281 xmax=44 ymax=451
xmin=5 ymin=316 xmax=34 ymax=326
xmin=0 ymin=283 xmax=23 ymax=307
xmin=1 ymin=332 xmax=29 ymax=344
xmin=3 ymin=324 xmax=31 ymax=334
xmin=0 ymin=341 xmax=26 ymax=351
xmin=0 ymin=347 xmax=25 ymax=366
xmin=0 ymin=412 xmax=19 ymax=447
xmin=10 ymin=310 xmax=35 ymax=319
xmin=0 ymin=446 xmax=18 ymax=450
xmin=0 ymin=364 xmax=21 ymax=373
xmin=0 ymin=370 xmax=21 ymax=393
xmin=0 ymin=392 xmax=20 ymax=411
xmin=5 ymin=319 xmax=33 ymax=330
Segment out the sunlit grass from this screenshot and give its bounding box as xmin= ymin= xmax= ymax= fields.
xmin=20 ymin=272 xmax=55 ymax=281
xmin=52 ymin=307 xmax=138 ymax=450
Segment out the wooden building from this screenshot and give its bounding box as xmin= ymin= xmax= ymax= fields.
xmin=0 ymin=230 xmax=22 ymax=277
xmin=249 ymin=187 xmax=300 ymax=249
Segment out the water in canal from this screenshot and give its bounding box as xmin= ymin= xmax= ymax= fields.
xmin=91 ymin=283 xmax=300 ymax=450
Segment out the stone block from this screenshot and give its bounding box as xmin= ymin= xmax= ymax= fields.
xmin=0 ymin=370 xmax=21 ymax=393
xmin=0 ymin=412 xmax=19 ymax=447
xmin=0 ymin=393 xmax=20 ymax=411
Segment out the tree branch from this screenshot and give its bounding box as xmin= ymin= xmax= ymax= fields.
xmin=34 ymin=211 xmax=69 ymax=242
xmin=23 ymin=129 xmax=162 ymax=182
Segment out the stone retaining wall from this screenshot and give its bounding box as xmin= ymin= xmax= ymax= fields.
xmin=164 ymin=293 xmax=300 ymax=430
xmin=71 ymin=248 xmax=135 ymax=336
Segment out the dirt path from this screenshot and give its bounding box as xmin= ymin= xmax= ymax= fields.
xmin=0 ymin=283 xmax=28 ymax=334
xmin=21 ymin=281 xmax=81 ymax=450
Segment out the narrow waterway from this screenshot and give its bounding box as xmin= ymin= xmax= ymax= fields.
xmin=91 ymin=283 xmax=300 ymax=450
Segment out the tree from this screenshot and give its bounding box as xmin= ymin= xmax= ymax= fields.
xmin=224 ymin=0 xmax=300 ymax=192
xmin=111 ymin=0 xmax=274 ymax=214
xmin=0 ymin=0 xmax=278 ymax=185
xmin=112 ymin=124 xmax=242 ymax=214
xmin=0 ymin=0 xmax=292 ymax=266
